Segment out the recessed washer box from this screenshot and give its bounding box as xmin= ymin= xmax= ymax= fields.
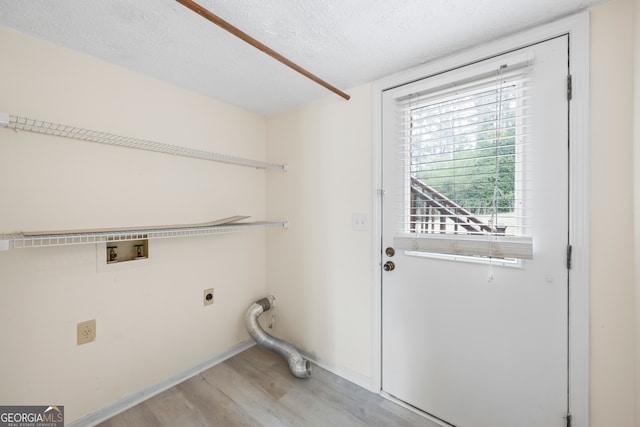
xmin=105 ymin=239 xmax=148 ymax=264
xmin=97 ymin=240 xmax=150 ymax=272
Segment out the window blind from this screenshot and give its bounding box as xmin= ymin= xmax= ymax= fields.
xmin=392 ymin=60 xmax=534 ymax=259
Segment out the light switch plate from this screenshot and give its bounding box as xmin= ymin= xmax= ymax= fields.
xmin=352 ymin=213 xmax=367 ymax=231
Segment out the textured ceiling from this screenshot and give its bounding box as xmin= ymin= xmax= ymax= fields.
xmin=0 ymin=0 xmax=602 ymax=115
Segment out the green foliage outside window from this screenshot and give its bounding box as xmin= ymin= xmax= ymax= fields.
xmin=410 ymin=86 xmax=517 ymax=216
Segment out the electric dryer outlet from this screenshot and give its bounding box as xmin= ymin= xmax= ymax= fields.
xmin=77 ymin=319 xmax=96 ymax=345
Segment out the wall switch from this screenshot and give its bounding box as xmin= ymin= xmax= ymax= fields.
xmin=203 ymin=288 xmax=214 ymax=306
xmin=77 ymin=319 xmax=96 ymax=345
xmin=352 ymin=213 xmax=367 ymax=231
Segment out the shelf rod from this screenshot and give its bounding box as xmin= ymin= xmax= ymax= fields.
xmin=176 ymin=0 xmax=350 ymax=101
xmin=0 ymin=221 xmax=287 ymax=250
xmin=0 ymin=113 xmax=286 ymax=171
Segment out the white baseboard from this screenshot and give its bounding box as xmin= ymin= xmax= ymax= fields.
xmin=300 ymin=349 xmax=375 ymax=392
xmin=380 ymin=391 xmax=451 ymax=427
xmin=68 ymin=340 xmax=376 ymax=426
xmin=67 ymin=340 xmax=255 ymax=427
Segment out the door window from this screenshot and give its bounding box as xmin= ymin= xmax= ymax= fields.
xmin=392 ymin=57 xmax=534 ymax=260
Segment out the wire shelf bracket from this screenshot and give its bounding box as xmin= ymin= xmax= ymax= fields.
xmin=0 ymin=221 xmax=287 ymax=250
xmin=0 ymin=112 xmax=286 ymax=171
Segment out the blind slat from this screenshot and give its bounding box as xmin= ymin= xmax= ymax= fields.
xmin=394 ymin=59 xmax=533 ymax=259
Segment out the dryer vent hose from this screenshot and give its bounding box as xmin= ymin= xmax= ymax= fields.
xmin=245 ymin=295 xmax=312 ymax=379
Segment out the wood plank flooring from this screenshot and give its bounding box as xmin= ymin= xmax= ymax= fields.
xmin=99 ymin=345 xmax=439 ymax=427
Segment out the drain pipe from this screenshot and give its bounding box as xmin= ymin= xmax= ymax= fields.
xmin=245 ymin=295 xmax=312 ymax=378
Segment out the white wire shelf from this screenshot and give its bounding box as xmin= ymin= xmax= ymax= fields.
xmin=0 ymin=113 xmax=286 ymax=171
xmin=0 ymin=221 xmax=288 ymax=250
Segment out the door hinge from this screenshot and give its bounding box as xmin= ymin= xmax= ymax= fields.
xmin=377 ymin=188 xmax=386 ymax=197
xmin=564 ymin=413 xmax=572 ymax=427
xmin=566 ymin=245 xmax=573 ymax=270
xmin=567 ymin=75 xmax=573 ymax=101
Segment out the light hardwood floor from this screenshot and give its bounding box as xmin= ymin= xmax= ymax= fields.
xmin=99 ymin=345 xmax=439 ymax=427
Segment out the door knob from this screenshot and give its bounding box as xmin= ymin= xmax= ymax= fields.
xmin=383 ymin=261 xmax=395 ymax=271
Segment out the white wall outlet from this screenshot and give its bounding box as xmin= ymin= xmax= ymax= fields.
xmin=352 ymin=213 xmax=367 ymax=231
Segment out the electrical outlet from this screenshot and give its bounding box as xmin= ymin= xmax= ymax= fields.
xmin=77 ymin=319 xmax=96 ymax=345
xmin=203 ymin=288 xmax=214 ymax=306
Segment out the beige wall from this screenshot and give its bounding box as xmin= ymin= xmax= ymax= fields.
xmin=634 ymin=0 xmax=640 ymax=424
xmin=0 ymin=27 xmax=269 ymax=423
xmin=265 ymin=84 xmax=374 ymax=384
xmin=1 ymin=0 xmax=637 ymax=424
xmin=590 ymin=0 xmax=636 ymax=425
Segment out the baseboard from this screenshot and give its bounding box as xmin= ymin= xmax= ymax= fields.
xmin=299 ymin=349 xmax=375 ymax=392
xmin=69 ymin=341 xmax=375 ymax=426
xmin=380 ymin=391 xmax=451 ymax=427
xmin=67 ymin=340 xmax=255 ymax=427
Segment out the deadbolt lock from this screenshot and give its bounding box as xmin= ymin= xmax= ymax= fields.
xmin=383 ymin=261 xmax=395 ymax=271
xmin=385 ymin=247 xmax=395 ymax=257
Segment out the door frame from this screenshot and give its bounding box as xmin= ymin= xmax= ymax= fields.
xmin=371 ymin=12 xmax=590 ymax=426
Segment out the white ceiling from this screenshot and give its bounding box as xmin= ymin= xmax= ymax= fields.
xmin=0 ymin=0 xmax=602 ymax=115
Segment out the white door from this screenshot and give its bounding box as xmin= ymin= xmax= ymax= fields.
xmin=381 ymin=36 xmax=569 ymax=427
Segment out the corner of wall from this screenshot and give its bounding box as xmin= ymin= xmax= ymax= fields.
xmin=265 ymin=83 xmax=376 ymax=384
